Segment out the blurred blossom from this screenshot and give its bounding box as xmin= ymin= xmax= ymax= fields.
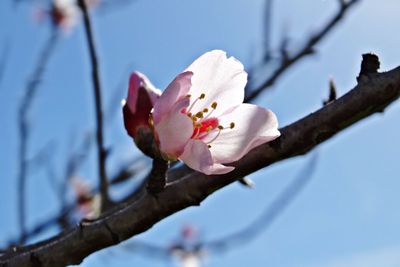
xmin=50 ymin=0 xmax=79 ymax=31
xmin=71 ymin=177 xmax=101 ymax=220
xmin=33 ymin=0 xmax=99 ymax=32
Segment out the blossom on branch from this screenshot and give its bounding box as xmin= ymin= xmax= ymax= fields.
xmin=50 ymin=0 xmax=79 ymax=30
xmin=34 ymin=0 xmax=98 ymax=32
xmin=71 ymin=178 xmax=101 ymax=220
xmin=124 ymin=50 xmax=280 ymax=175
xmin=123 ymin=71 xmax=161 ymax=156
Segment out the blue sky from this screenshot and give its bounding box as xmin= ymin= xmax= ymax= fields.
xmin=1 ymin=0 xmax=400 ymax=266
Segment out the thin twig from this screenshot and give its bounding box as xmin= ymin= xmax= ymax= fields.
xmin=16 ymin=30 xmax=59 ymax=245
xmin=77 ymin=0 xmax=111 ymax=210
xmin=0 ymin=38 xmax=10 ymax=89
xmin=205 ymin=153 xmax=318 ymax=253
xmin=262 ymin=0 xmax=274 ymax=61
xmin=245 ymin=0 xmax=360 ymax=102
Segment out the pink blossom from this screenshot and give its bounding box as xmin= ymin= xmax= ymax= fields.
xmin=71 ymin=178 xmax=100 ymax=220
xmin=34 ymin=0 xmax=99 ymax=32
xmin=50 ymin=0 xmax=79 ymax=31
xmin=152 ymin=50 xmax=280 ymax=175
xmin=123 ymin=72 xmax=162 ymax=157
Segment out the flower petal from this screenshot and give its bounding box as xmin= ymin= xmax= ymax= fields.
xmin=153 ymin=71 xmax=193 ymax=124
xmin=185 ymin=50 xmax=247 ymax=117
xmin=127 ymin=71 xmax=161 ymax=113
xmin=154 ymin=98 xmax=193 ymax=159
xmin=180 ymin=139 xmax=235 ymax=175
xmin=207 ymin=103 xmax=280 ymax=164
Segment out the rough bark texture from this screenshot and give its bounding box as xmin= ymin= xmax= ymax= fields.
xmin=1 ymin=66 xmax=400 ymax=267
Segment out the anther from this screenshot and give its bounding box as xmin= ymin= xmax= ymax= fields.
xmin=199 ymin=93 xmax=206 ymax=99
xmin=208 ymin=145 xmax=212 ymax=148
xmin=230 ymin=122 xmax=235 ymax=129
xmin=217 ymin=125 xmax=224 ymax=130
xmin=195 ymin=112 xmax=204 ymax=118
xmin=203 ymin=108 xmax=209 ymax=113
xmin=186 ymin=94 xmax=191 ymax=98
xmin=211 ymin=102 xmax=218 ymax=109
xmin=148 ymin=114 xmax=154 ymax=127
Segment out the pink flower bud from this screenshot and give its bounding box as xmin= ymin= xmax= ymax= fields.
xmin=123 ymin=72 xmax=161 ymax=156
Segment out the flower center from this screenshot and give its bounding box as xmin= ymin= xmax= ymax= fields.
xmin=184 ymin=93 xmax=235 ymax=147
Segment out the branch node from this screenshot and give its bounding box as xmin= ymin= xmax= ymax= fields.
xmin=357 ymin=53 xmax=380 ymax=83
xmin=323 ymin=78 xmax=338 ymax=105
xmin=238 ymin=177 xmax=255 ymax=188
xmin=78 ymin=218 xmax=95 ymax=239
xmin=146 ymin=159 xmax=169 ymax=194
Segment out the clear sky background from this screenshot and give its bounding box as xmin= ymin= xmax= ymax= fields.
xmin=1 ymin=0 xmax=400 ymax=266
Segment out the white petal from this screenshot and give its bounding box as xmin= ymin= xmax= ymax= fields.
xmin=180 ymin=140 xmax=235 ymax=175
xmin=208 ymin=104 xmax=280 ymax=164
xmin=185 ymin=50 xmax=247 ymax=117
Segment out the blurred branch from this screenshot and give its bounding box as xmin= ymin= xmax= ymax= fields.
xmin=262 ymin=0 xmax=273 ymax=62
xmin=16 ymin=29 xmax=59 ymax=245
xmin=123 ymin=152 xmax=318 ymax=258
xmin=0 ymin=39 xmax=10 ymax=89
xmin=2 ymin=57 xmax=400 ymax=266
xmin=77 ymin=0 xmax=111 ymax=210
xmin=205 ymin=152 xmax=318 ymax=253
xmin=245 ymin=0 xmax=360 ymax=102
xmin=4 ymin=154 xmax=143 ymax=246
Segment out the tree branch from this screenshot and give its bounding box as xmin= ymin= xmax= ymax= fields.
xmin=245 ymin=0 xmax=360 ymax=102
xmin=77 ymin=0 xmax=111 ymax=210
xmin=2 ymin=62 xmax=400 ymax=266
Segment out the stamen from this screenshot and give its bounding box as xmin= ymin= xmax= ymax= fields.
xmin=195 ymin=112 xmax=204 ymax=118
xmin=206 ymin=129 xmax=221 ymax=144
xmin=203 ymin=108 xmax=209 ymax=113
xmin=208 ymin=145 xmax=212 ymax=148
xmin=187 ymin=93 xmax=206 ymax=113
xmin=203 ymin=122 xmax=236 ymax=144
xmin=203 ymin=102 xmax=218 ymax=119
